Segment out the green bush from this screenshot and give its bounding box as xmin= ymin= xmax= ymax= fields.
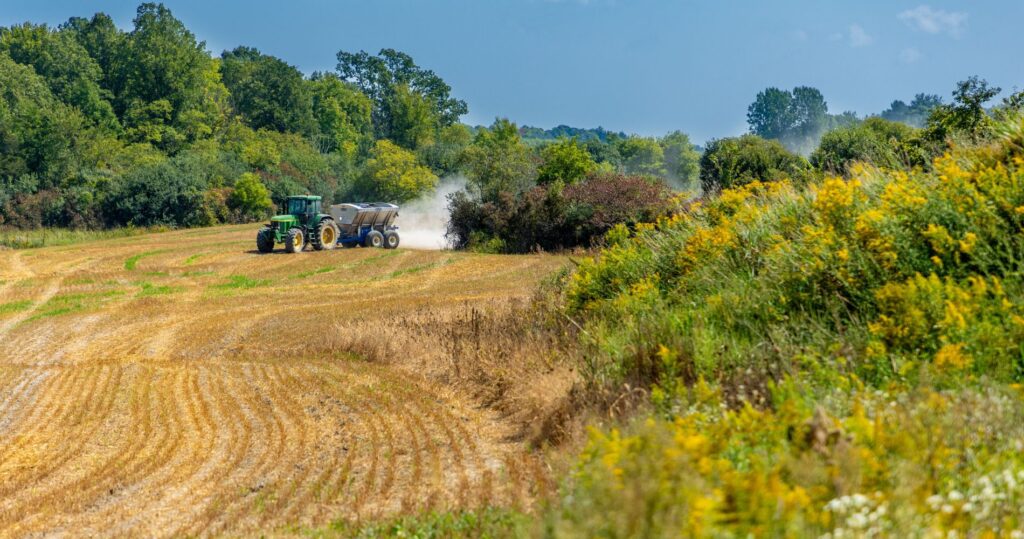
xmin=699 ymin=134 xmax=810 ymax=194
xmin=811 ymin=117 xmax=927 ymax=173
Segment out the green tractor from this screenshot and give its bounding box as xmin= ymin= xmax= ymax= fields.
xmin=256 ymin=195 xmax=339 ymax=253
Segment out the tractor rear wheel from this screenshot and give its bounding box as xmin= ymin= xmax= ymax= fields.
xmin=312 ymin=219 xmax=338 ymax=251
xmin=364 ymin=230 xmax=384 ymax=248
xmin=256 ymin=226 xmax=274 ymax=253
xmin=284 ymin=227 xmax=305 ymax=253
xmin=383 ymin=231 xmax=400 ymax=249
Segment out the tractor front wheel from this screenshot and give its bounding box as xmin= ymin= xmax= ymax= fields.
xmin=364 ymin=230 xmax=384 ymax=248
xmin=284 ymin=227 xmax=305 ymax=253
xmin=256 ymin=226 xmax=274 ymax=253
xmin=383 ymin=231 xmax=400 ymax=249
xmin=312 ymin=219 xmax=338 ymax=251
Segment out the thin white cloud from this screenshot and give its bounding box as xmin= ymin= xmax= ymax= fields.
xmin=848 ymin=24 xmax=873 ymax=47
xmin=899 ymin=5 xmax=968 ymax=37
xmin=899 ymin=47 xmax=922 ymax=63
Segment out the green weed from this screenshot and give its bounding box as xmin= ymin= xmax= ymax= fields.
xmin=211 ymin=275 xmax=271 ymax=290
xmin=0 ymin=300 xmax=32 ymax=315
xmin=124 ymin=250 xmax=167 ymax=271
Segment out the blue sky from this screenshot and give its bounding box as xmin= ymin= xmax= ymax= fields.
xmin=2 ymin=0 xmax=1020 ymax=143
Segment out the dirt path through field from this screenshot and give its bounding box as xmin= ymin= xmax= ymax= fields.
xmin=0 ymin=225 xmax=566 ymax=537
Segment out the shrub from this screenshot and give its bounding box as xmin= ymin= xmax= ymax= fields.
xmin=227 ymin=172 xmax=273 ymax=221
xmin=446 ymin=173 xmax=672 ymax=253
xmin=699 ymin=134 xmax=810 ymax=194
xmin=811 ymin=117 xmax=927 ymax=173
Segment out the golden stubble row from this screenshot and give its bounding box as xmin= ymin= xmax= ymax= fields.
xmin=0 ymin=225 xmax=564 ymax=536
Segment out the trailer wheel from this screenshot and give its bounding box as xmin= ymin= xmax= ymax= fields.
xmin=364 ymin=230 xmax=384 ymax=248
xmin=284 ymin=227 xmax=305 ymax=253
xmin=312 ymin=219 xmax=338 ymax=251
xmin=256 ymin=226 xmax=274 ymax=253
xmin=383 ymin=231 xmax=400 ymax=249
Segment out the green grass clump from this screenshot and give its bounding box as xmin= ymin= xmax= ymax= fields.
xmin=183 ymin=253 xmax=208 ymax=265
xmin=212 ymin=275 xmax=271 ymax=290
xmin=124 ymin=250 xmax=167 ymax=271
xmin=0 ymin=300 xmax=33 ymax=315
xmin=137 ymin=282 xmax=184 ymax=297
xmin=22 ymin=289 xmax=126 ymax=323
xmin=291 ymin=266 xmax=335 ymax=279
xmin=0 ymin=226 xmax=166 ymax=249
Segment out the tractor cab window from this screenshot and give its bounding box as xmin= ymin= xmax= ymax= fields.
xmin=287 ymin=199 xmax=307 ymax=215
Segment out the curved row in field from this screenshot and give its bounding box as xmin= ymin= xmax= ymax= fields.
xmin=0 ymin=225 xmax=563 ymax=536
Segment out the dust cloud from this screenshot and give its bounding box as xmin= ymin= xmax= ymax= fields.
xmin=395 ymin=176 xmax=466 ymax=250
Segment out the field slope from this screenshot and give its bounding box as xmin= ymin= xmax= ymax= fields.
xmin=0 ymin=225 xmax=565 ymax=537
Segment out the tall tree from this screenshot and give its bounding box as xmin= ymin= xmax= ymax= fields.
xmin=747 ymin=87 xmax=795 ymax=140
xmin=926 ymin=76 xmax=1002 ymax=141
xmin=881 ymin=93 xmax=942 ymax=128
xmin=335 ymin=48 xmax=467 ymax=141
xmin=0 ymin=23 xmax=119 ymax=131
xmin=462 ymin=118 xmax=537 ymax=201
xmin=115 ymin=3 xmax=222 ymax=149
xmin=221 ymin=46 xmax=315 ymax=135
xmin=307 ymin=72 xmax=373 ymax=156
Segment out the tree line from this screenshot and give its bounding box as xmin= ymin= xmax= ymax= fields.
xmin=1 ymin=3 xmax=1020 ymax=254
xmin=0 ymin=3 xmax=703 ymax=232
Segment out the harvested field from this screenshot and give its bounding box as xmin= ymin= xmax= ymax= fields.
xmin=0 ymin=225 xmax=570 ymax=537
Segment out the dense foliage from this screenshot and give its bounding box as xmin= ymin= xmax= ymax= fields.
xmin=699 ymin=134 xmax=809 ymax=193
xmin=551 ymin=114 xmax=1024 ymax=537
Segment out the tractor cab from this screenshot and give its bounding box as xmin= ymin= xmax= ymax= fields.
xmin=285 ymin=196 xmax=321 ymax=220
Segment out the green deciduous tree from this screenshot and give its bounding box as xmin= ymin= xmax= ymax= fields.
xmin=382 ymin=83 xmax=437 ymax=150
xmin=418 ymin=123 xmax=471 ymax=177
xmin=881 ymin=94 xmax=943 ymax=128
xmin=221 ymin=46 xmax=315 ymax=135
xmin=308 ymin=72 xmax=373 ymax=156
xmin=0 ymin=52 xmax=89 ymax=188
xmin=359 ymin=139 xmax=438 ymax=203
xmin=617 ymin=136 xmax=665 ymax=177
xmin=335 ymin=48 xmax=467 ymax=142
xmin=115 ymin=3 xmax=223 ymax=150
xmin=926 ymin=76 xmax=1002 ymax=141
xmin=747 ymin=87 xmax=795 ymax=140
xmin=462 ymin=118 xmax=537 ymax=201
xmin=537 ymin=137 xmax=596 ymax=185
xmin=659 ymin=131 xmax=700 ymax=189
xmin=0 ymin=23 xmax=119 ymax=131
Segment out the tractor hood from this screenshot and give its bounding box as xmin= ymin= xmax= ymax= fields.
xmin=270 ymin=215 xmax=296 ymax=222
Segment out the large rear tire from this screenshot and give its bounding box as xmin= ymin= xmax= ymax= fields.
xmin=256 ymin=226 xmax=274 ymax=253
xmin=383 ymin=231 xmax=400 ymax=249
xmin=364 ymin=230 xmax=384 ymax=248
xmin=312 ymin=219 xmax=338 ymax=251
xmin=284 ymin=227 xmax=305 ymax=253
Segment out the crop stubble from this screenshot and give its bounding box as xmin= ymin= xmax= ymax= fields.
xmin=0 ymin=225 xmax=566 ymax=536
